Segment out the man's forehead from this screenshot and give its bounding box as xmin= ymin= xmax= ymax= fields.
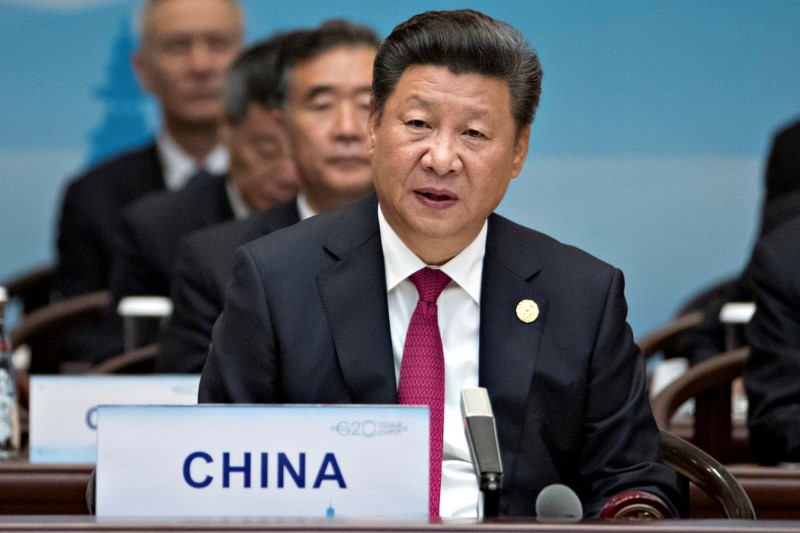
xmin=302 ymin=85 xmax=372 ymax=99
xmin=289 ymin=46 xmax=375 ymax=95
xmin=389 ymin=65 xmax=512 ymax=112
xmin=143 ymin=0 xmax=241 ymax=38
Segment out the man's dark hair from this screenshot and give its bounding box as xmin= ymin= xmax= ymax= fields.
xmin=372 ymin=9 xmax=543 ymax=134
xmin=275 ymin=19 xmax=381 ymax=108
xmin=224 ymin=33 xmax=290 ymax=125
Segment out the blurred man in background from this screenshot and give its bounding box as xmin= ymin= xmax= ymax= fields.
xmin=55 ymin=0 xmax=242 ymax=363
xmin=57 ymin=0 xmax=243 ymax=300
xmin=111 ymin=34 xmax=299 ymax=300
xmin=157 ymin=20 xmax=379 ymax=372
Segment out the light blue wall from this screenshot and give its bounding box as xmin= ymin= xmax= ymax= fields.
xmin=1 ymin=0 xmax=799 ymax=338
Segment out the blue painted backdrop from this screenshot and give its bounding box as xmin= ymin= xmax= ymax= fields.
xmin=1 ymin=0 xmax=799 ymax=338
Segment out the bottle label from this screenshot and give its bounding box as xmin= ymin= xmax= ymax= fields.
xmin=0 ymin=368 xmax=14 ymax=443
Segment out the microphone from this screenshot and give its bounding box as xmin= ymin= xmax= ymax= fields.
xmin=460 ymin=387 xmax=503 ymax=518
xmin=535 ymin=484 xmax=583 ymax=522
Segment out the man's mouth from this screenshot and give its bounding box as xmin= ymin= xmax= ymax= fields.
xmin=328 ymin=156 xmax=370 ymax=166
xmin=414 ymin=188 xmax=457 ymax=207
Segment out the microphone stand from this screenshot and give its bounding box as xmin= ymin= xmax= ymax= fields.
xmin=479 ymin=472 xmax=501 ymax=518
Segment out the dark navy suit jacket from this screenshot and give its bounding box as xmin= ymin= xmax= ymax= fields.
xmin=745 ymin=215 xmax=800 ymax=463
xmin=56 ymin=142 xmax=164 ymax=298
xmin=56 ymin=142 xmax=165 ymax=363
xmin=199 ymin=194 xmax=681 ymax=516
xmin=157 ymin=200 xmax=300 ymax=373
xmin=110 ymin=173 xmax=234 ymax=300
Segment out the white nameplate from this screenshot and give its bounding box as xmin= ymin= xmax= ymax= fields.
xmin=96 ymin=405 xmax=429 ymax=518
xmin=29 ymin=375 xmax=199 ymax=463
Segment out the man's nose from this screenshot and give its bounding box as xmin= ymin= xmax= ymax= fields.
xmin=188 ymin=41 xmax=215 ymax=73
xmin=332 ymin=101 xmax=365 ymax=141
xmin=420 ymin=133 xmax=463 ymax=176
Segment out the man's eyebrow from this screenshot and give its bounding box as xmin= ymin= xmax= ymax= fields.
xmin=404 ymin=95 xmax=491 ymax=119
xmin=305 ymin=85 xmax=335 ymax=100
xmin=304 ymin=85 xmax=372 ymax=100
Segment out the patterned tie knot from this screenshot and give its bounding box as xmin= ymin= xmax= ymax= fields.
xmin=410 ymin=267 xmax=451 ymax=304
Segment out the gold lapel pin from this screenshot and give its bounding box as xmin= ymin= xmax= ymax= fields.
xmin=516 ymin=299 xmax=539 ymax=323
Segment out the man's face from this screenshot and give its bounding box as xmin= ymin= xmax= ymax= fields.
xmin=227 ymin=103 xmax=300 ymax=212
xmin=133 ymin=0 xmax=242 ymax=129
xmin=283 ymin=44 xmax=375 ymax=211
xmin=368 ymin=65 xmax=529 ymax=265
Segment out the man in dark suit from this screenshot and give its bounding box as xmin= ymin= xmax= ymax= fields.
xmin=200 ymin=9 xmax=680 ymax=518
xmin=110 ymin=35 xmax=299 ymax=301
xmin=744 ymin=214 xmax=800 ymax=463
xmin=675 ymin=117 xmax=800 ymax=365
xmin=92 ymin=34 xmax=299 ymax=362
xmin=156 ymin=21 xmax=380 ymax=372
xmin=55 ymin=0 xmax=243 ymax=300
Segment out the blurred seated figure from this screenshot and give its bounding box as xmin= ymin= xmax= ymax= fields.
xmin=110 ymin=34 xmax=300 ymax=300
xmin=674 ymin=117 xmax=800 ymax=365
xmin=156 ymin=20 xmax=380 ymax=373
xmin=90 ymin=34 xmax=298 ymax=363
xmin=744 ymin=215 xmax=800 ymax=463
xmin=56 ymin=0 xmax=242 ymax=362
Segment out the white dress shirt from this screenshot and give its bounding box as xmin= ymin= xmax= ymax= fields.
xmin=295 ymin=192 xmax=318 ymax=221
xmin=224 ymin=181 xmax=251 ymax=220
xmin=378 ymin=204 xmax=487 ymax=518
xmin=156 ymin=130 xmax=229 ymax=191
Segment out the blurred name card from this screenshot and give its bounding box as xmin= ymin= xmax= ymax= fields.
xmin=29 ymin=375 xmax=199 ymax=463
xmin=96 ymin=405 xmax=429 ymax=519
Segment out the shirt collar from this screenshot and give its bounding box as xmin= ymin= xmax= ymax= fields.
xmin=224 ymin=181 xmax=251 ymax=220
xmin=378 ymin=203 xmax=486 ymax=305
xmin=156 ymin=130 xmax=229 ymax=191
xmin=296 ymin=192 xmax=318 ymax=221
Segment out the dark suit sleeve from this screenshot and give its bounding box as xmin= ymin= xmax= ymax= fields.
xmin=199 ymin=245 xmax=280 ymax=403
xmin=744 ymin=237 xmax=800 ymax=462
xmin=157 ymin=239 xmax=222 ymax=373
xmin=110 ymin=206 xmax=162 ymax=299
xmin=580 ymin=269 xmax=681 ymax=516
xmin=56 ymin=182 xmax=108 ymax=297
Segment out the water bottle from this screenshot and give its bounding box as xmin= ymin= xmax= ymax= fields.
xmin=0 ymin=286 xmax=21 ymax=458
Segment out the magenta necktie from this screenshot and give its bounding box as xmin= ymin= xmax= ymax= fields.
xmin=398 ymin=267 xmax=451 ymax=518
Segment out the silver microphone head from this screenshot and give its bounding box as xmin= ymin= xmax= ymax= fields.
xmin=535 ymin=484 xmax=583 ymax=522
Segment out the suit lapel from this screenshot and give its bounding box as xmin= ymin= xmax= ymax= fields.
xmin=317 ymin=196 xmax=397 ymax=403
xmin=479 ymin=214 xmax=547 ymax=494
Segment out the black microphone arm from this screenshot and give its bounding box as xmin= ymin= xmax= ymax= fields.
xmin=460 ymin=387 xmax=503 ymax=518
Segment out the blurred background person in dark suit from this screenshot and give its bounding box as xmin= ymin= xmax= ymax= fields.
xmin=55 ymin=0 xmax=242 ymax=363
xmin=83 ymin=34 xmax=300 ymax=363
xmin=156 ymin=20 xmax=380 ymax=373
xmin=110 ymin=34 xmax=300 ymax=301
xmin=675 ymin=116 xmax=800 ymax=365
xmin=56 ymin=0 xmax=243 ymax=301
xmin=744 ymin=214 xmax=800 ymax=463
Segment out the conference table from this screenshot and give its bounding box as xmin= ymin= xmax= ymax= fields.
xmin=1 ymin=517 xmax=800 ymax=532
xmin=2 ymin=460 xmax=800 ymax=520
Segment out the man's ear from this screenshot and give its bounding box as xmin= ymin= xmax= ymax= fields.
xmin=367 ymin=97 xmax=378 ymax=156
xmin=510 ymin=124 xmax=531 ymax=179
xmin=131 ymin=49 xmax=154 ymax=94
xmin=269 ymin=108 xmax=294 ymax=157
